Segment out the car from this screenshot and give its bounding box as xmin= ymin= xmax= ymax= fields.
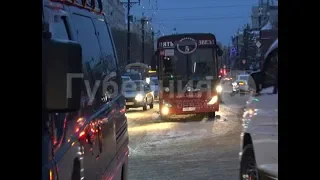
xmin=42 ymin=1 xmax=128 ymax=180
xmin=122 ymin=75 xmax=131 ymax=82
xmin=239 ymin=39 xmax=278 ymax=180
xmin=123 ymin=80 xmax=154 ymax=111
xmin=221 ymin=75 xmax=233 ymax=85
xmin=232 ymin=74 xmax=251 ymax=94
xmin=123 ymin=72 xmax=142 ymax=81
xmin=150 ymin=77 xmax=159 ymax=99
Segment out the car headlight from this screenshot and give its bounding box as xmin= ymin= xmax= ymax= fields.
xmin=135 ymin=94 xmax=144 ymax=101
xmin=162 ymin=106 xmax=169 ymax=115
xmin=216 ymin=85 xmax=223 ymax=93
xmin=146 ymin=77 xmax=150 ymax=84
xmin=207 ymin=95 xmax=218 ymax=105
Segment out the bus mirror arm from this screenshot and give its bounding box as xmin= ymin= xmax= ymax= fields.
xmin=214 ymin=44 xmax=223 ymax=57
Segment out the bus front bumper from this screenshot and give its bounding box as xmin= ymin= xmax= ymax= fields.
xmin=160 ymin=103 xmax=219 ymax=116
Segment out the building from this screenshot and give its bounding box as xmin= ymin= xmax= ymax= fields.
xmin=130 ymin=15 xmax=154 ymax=42
xmin=251 ymin=1 xmax=278 ymax=30
xmin=268 ymin=6 xmax=278 ymax=29
xmin=103 ymin=0 xmax=126 ymax=30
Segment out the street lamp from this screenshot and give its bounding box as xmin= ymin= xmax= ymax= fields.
xmin=258 ymin=7 xmax=263 ymax=69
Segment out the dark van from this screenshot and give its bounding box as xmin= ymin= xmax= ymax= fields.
xmin=42 ymin=0 xmax=128 ymax=179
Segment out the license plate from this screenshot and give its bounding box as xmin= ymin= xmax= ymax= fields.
xmin=183 ymin=107 xmax=196 ymax=111
xmin=126 ymin=102 xmax=134 ymax=105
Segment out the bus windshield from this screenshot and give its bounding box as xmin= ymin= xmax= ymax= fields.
xmin=161 ymin=48 xmax=216 ymax=81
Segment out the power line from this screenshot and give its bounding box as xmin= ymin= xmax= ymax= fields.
xmin=153 ymin=16 xmax=250 ymax=21
xmin=145 ymin=4 xmax=257 ymax=11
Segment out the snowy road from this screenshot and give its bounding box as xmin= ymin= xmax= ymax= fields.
xmin=126 ymin=84 xmax=249 ymax=180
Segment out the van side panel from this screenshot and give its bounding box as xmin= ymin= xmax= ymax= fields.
xmin=43 ymin=1 xmax=128 ymax=180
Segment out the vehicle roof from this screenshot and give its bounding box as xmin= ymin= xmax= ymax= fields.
xmin=123 ymin=72 xmax=140 ymax=75
xmin=158 ymin=33 xmax=216 ymax=41
xmin=43 ymin=0 xmax=104 ymax=16
xmin=125 ymin=62 xmax=149 ymax=70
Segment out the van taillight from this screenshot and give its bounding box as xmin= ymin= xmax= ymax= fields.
xmin=49 ymin=169 xmax=55 ymax=180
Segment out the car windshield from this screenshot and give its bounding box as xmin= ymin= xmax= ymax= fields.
xmin=124 ymin=73 xmax=141 ymax=80
xmin=122 ymin=76 xmax=130 ymax=81
xmin=151 ymin=78 xmax=158 ymax=85
xmin=238 ymin=76 xmax=249 ymax=80
xmin=124 ymin=81 xmax=147 ymax=92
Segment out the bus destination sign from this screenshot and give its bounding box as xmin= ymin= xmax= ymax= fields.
xmin=158 ymin=37 xmax=215 ymax=49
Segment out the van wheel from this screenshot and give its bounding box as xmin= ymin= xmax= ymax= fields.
xmin=150 ymin=98 xmax=154 ymax=109
xmin=240 ymin=144 xmax=260 ymax=180
xmin=142 ymin=98 xmax=148 ymax=111
xmin=143 ymin=104 xmax=147 ymax=111
xmin=208 ymin=112 xmax=215 ymax=119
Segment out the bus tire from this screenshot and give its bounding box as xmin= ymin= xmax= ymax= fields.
xmin=208 ymin=112 xmax=215 ymax=118
xmin=160 ymin=114 xmax=168 ymax=121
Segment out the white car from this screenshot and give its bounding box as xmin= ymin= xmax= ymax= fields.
xmin=239 ymin=39 xmax=278 ymax=180
xmin=232 ymin=74 xmax=250 ymax=93
xmin=150 ymin=77 xmax=159 ymax=99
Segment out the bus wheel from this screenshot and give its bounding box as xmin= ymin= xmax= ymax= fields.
xmin=160 ymin=114 xmax=168 ymax=121
xmin=208 ymin=112 xmax=215 ymax=119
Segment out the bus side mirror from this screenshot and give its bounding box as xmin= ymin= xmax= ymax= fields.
xmin=249 ymin=71 xmax=263 ymax=94
xmin=42 ymin=38 xmax=83 ymax=112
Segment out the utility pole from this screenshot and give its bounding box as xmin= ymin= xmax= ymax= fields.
xmin=139 ymin=15 xmax=151 ymax=64
xmin=258 ymin=2 xmax=263 ymax=69
xmin=236 ymin=30 xmax=239 ymax=58
xmin=121 ymin=0 xmax=141 ymax=65
xmin=151 ymin=31 xmax=155 ymax=69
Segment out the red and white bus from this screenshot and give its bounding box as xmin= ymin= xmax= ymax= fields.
xmin=156 ymin=33 xmax=223 ymax=118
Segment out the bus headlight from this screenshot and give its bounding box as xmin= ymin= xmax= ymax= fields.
xmin=135 ymin=94 xmax=144 ymax=101
xmin=207 ymin=95 xmax=218 ymax=105
xmin=216 ymin=85 xmax=223 ymax=93
xmin=162 ymin=106 xmax=169 ymax=115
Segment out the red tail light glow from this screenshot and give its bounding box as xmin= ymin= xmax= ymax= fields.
xmin=79 ymin=131 xmax=85 ymax=138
